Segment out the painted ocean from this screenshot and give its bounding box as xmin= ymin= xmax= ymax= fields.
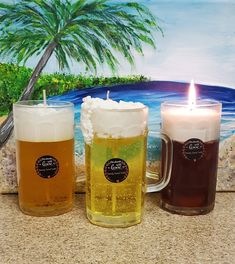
xmin=50 ymin=81 xmax=235 ymax=157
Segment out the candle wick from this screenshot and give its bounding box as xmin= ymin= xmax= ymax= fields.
xmin=106 ymin=90 xmax=110 ymax=100
xmin=43 ymin=89 xmax=47 ymax=106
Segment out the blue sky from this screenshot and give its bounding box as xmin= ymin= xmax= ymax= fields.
xmin=1 ymin=0 xmax=235 ymax=88
xmin=113 ymin=0 xmax=235 ymax=88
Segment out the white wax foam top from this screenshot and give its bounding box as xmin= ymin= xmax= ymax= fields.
xmin=80 ymin=96 xmax=148 ymax=144
xmin=13 ymin=104 xmax=74 ymax=142
xmin=161 ymin=106 xmax=221 ymax=142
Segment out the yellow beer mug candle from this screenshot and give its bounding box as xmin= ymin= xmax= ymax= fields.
xmin=13 ymin=96 xmax=75 ymax=216
xmin=81 ymin=94 xmax=172 ymax=227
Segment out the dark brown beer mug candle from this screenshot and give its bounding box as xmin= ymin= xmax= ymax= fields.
xmin=160 ymin=80 xmax=222 ymax=215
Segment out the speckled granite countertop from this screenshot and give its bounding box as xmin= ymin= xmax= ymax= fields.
xmin=0 ymin=193 xmax=234 ymax=264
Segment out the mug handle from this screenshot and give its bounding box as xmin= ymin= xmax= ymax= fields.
xmin=146 ymin=131 xmax=173 ymax=193
xmin=74 ymin=124 xmax=86 ymax=183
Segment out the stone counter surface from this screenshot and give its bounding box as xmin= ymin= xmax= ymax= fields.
xmin=0 ymin=193 xmax=234 ymax=264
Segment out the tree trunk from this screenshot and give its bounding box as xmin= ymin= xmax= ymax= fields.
xmin=0 ymin=41 xmax=57 ymax=149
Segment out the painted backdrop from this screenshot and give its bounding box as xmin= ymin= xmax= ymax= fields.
xmin=25 ymin=0 xmax=235 ymax=88
xmin=0 ymin=0 xmax=234 ymax=192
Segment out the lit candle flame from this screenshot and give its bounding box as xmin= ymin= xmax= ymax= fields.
xmin=106 ymin=90 xmax=110 ymax=100
xmin=188 ymin=80 xmax=196 ymax=108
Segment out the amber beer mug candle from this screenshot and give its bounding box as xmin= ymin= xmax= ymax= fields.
xmin=13 ymin=100 xmax=74 ymax=216
xmin=160 ymin=81 xmax=222 ymax=215
xmin=81 ymin=95 xmax=172 ymax=227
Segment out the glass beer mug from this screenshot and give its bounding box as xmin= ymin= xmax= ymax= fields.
xmin=13 ymin=100 xmax=75 ymax=216
xmin=160 ymin=100 xmax=221 ymax=215
xmin=81 ymin=97 xmax=172 ymax=227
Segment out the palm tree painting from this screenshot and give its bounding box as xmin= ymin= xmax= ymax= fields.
xmin=0 ymin=0 xmax=161 ymax=147
xmin=0 ymin=0 xmax=234 ymax=194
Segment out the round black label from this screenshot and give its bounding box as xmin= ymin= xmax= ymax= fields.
xmin=182 ymin=138 xmax=205 ymax=162
xmin=35 ymin=155 xmax=59 ymax=179
xmin=104 ymin=158 xmax=129 ymax=183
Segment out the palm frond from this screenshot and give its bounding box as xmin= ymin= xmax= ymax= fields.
xmin=0 ymin=0 xmax=162 ymax=73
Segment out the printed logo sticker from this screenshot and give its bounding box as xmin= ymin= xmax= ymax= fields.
xmin=35 ymin=155 xmax=59 ymax=179
xmin=182 ymin=138 xmax=205 ymax=162
xmin=104 ymin=158 xmax=129 ymax=183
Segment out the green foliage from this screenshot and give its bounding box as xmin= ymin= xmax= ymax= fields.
xmin=0 ymin=0 xmax=161 ymax=73
xmin=0 ymin=63 xmax=148 ymax=115
xmin=0 ymin=63 xmax=31 ymax=115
